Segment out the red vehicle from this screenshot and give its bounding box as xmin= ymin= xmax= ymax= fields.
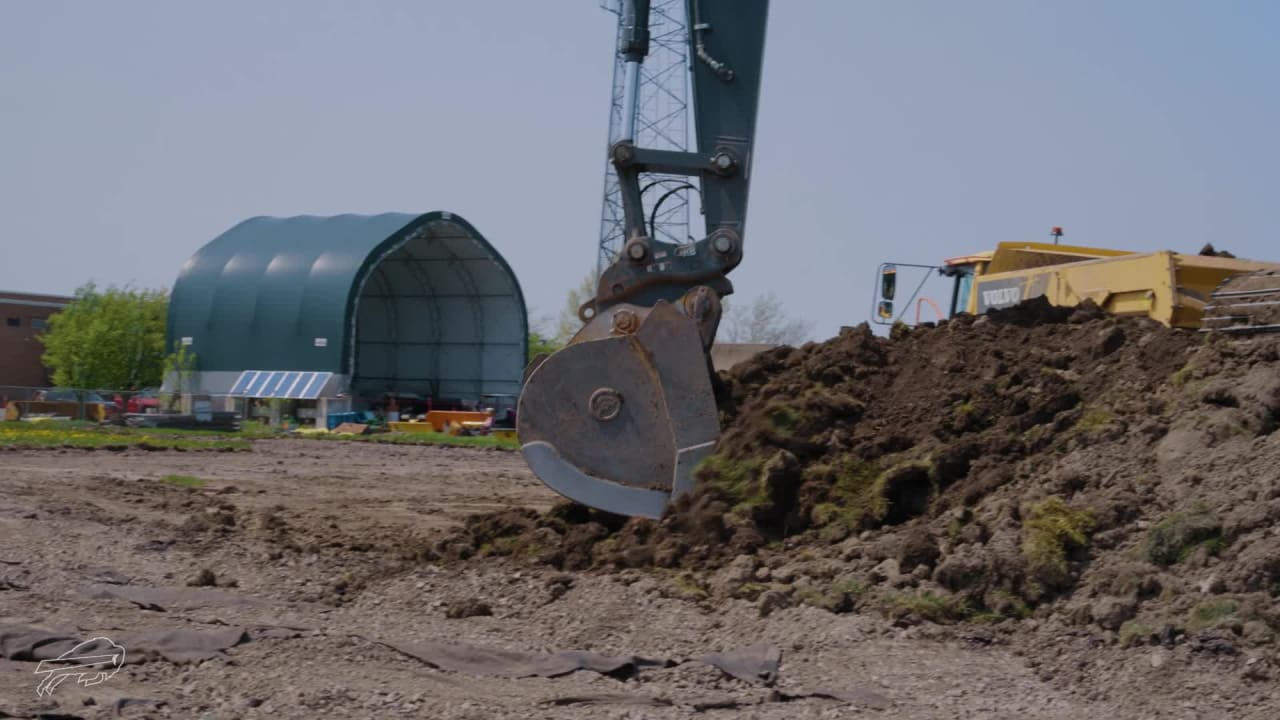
xmin=121 ymin=389 xmax=161 ymax=414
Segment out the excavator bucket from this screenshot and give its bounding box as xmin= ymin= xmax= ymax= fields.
xmin=514 ymin=0 xmax=769 ymax=517
xmin=517 ymin=301 xmax=720 ymax=519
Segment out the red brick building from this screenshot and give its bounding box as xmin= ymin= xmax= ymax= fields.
xmin=0 ymin=290 xmax=72 ymax=387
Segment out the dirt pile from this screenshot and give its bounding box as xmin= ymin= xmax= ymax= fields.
xmin=438 ymin=298 xmax=1280 ymax=643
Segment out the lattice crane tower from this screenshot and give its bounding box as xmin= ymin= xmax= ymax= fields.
xmin=596 ymin=0 xmax=693 ymax=275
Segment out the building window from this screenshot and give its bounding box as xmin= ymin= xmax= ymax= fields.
xmin=31 ymin=318 xmax=48 ymax=330
xmin=5 ymin=318 xmax=18 ymax=327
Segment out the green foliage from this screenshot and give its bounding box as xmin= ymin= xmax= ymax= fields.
xmin=1188 ymin=599 xmax=1239 ymax=631
xmin=696 ymin=453 xmax=766 ymax=508
xmin=161 ymin=474 xmax=205 ymax=489
xmin=527 ymin=330 xmax=562 ymax=364
xmin=808 ymin=456 xmax=881 ymax=530
xmin=811 ymin=456 xmax=933 ymax=532
xmin=1146 ymin=505 xmax=1223 ymax=566
xmin=40 ymin=283 xmax=170 ymax=390
xmin=164 ymin=341 xmax=198 ymax=391
xmin=1022 ymin=496 xmax=1096 ymax=589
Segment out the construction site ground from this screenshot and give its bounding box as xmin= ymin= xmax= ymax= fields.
xmin=1 ymin=436 xmax=1276 ymax=719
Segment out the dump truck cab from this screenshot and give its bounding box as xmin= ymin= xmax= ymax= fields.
xmin=876 ymin=241 xmax=1280 ymax=330
xmin=940 ymin=251 xmax=991 ymax=317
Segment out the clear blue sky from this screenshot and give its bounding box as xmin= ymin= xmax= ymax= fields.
xmin=2 ymin=1 xmax=1277 ymax=340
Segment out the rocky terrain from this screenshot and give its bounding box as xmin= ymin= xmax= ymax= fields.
xmin=3 ymin=301 xmax=1280 ymax=718
xmin=440 ymin=299 xmax=1280 ymax=687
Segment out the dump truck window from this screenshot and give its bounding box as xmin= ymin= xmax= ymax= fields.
xmin=951 ymin=271 xmax=974 ymax=317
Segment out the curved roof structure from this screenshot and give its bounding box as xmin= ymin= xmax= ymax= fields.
xmin=168 ymin=211 xmax=526 ymax=399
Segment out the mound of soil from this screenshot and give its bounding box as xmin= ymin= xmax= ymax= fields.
xmin=438 ymin=298 xmax=1280 ymax=642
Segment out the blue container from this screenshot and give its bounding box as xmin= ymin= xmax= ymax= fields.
xmin=326 ymin=412 xmax=363 ymax=430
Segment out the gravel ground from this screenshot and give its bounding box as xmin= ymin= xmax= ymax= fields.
xmin=0 ymin=439 xmax=1274 ymax=719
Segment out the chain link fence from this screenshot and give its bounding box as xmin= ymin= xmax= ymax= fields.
xmin=0 ymin=385 xmax=172 ymax=423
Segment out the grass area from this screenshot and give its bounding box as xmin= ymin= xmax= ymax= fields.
xmin=0 ymin=421 xmax=251 ymax=451
xmin=0 ymin=418 xmax=518 ymax=452
xmin=161 ymin=474 xmax=206 ymax=488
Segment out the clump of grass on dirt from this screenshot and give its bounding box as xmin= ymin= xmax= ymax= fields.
xmin=697 ymin=453 xmax=766 ymax=511
xmin=731 ymin=582 xmax=770 ymax=601
xmin=1119 ymin=620 xmax=1156 ymax=646
xmin=161 ymin=474 xmax=205 ymax=489
xmin=1187 ymin=599 xmax=1239 ymax=631
xmin=1022 ymin=496 xmax=1096 ymax=589
xmin=1070 ymin=406 xmax=1114 ymax=434
xmin=1146 ymin=504 xmax=1223 ymax=566
xmin=670 ymin=571 xmax=710 ymax=601
xmin=808 ymin=455 xmax=882 ymax=531
xmin=889 ymin=590 xmax=972 ymax=623
xmin=1171 ymin=360 xmax=1197 ymax=388
xmin=763 ymin=402 xmax=801 ymax=435
xmin=985 ymin=591 xmax=1033 ymax=620
xmin=810 ymin=457 xmax=933 ymax=533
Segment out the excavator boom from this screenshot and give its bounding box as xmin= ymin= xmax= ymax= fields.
xmin=517 ymin=0 xmax=771 ymax=518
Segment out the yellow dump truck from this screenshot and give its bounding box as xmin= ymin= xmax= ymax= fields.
xmin=876 ymin=241 xmax=1280 ymax=333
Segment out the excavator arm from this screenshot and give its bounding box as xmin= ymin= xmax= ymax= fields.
xmin=517 ymin=0 xmax=771 ymax=518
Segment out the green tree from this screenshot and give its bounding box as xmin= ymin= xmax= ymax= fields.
xmin=527 ymin=330 xmax=561 ymax=364
xmin=556 ymin=270 xmax=598 ymax=344
xmin=39 ymin=283 xmax=170 ymax=390
xmin=160 ymin=340 xmax=198 ymax=411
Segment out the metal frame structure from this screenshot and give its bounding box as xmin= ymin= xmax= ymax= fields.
xmin=166 ymin=212 xmax=527 ymax=403
xmin=596 ymin=0 xmax=693 ymax=275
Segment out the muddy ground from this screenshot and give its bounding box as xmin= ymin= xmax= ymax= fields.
xmin=1 ymin=438 xmax=1276 ymax=719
